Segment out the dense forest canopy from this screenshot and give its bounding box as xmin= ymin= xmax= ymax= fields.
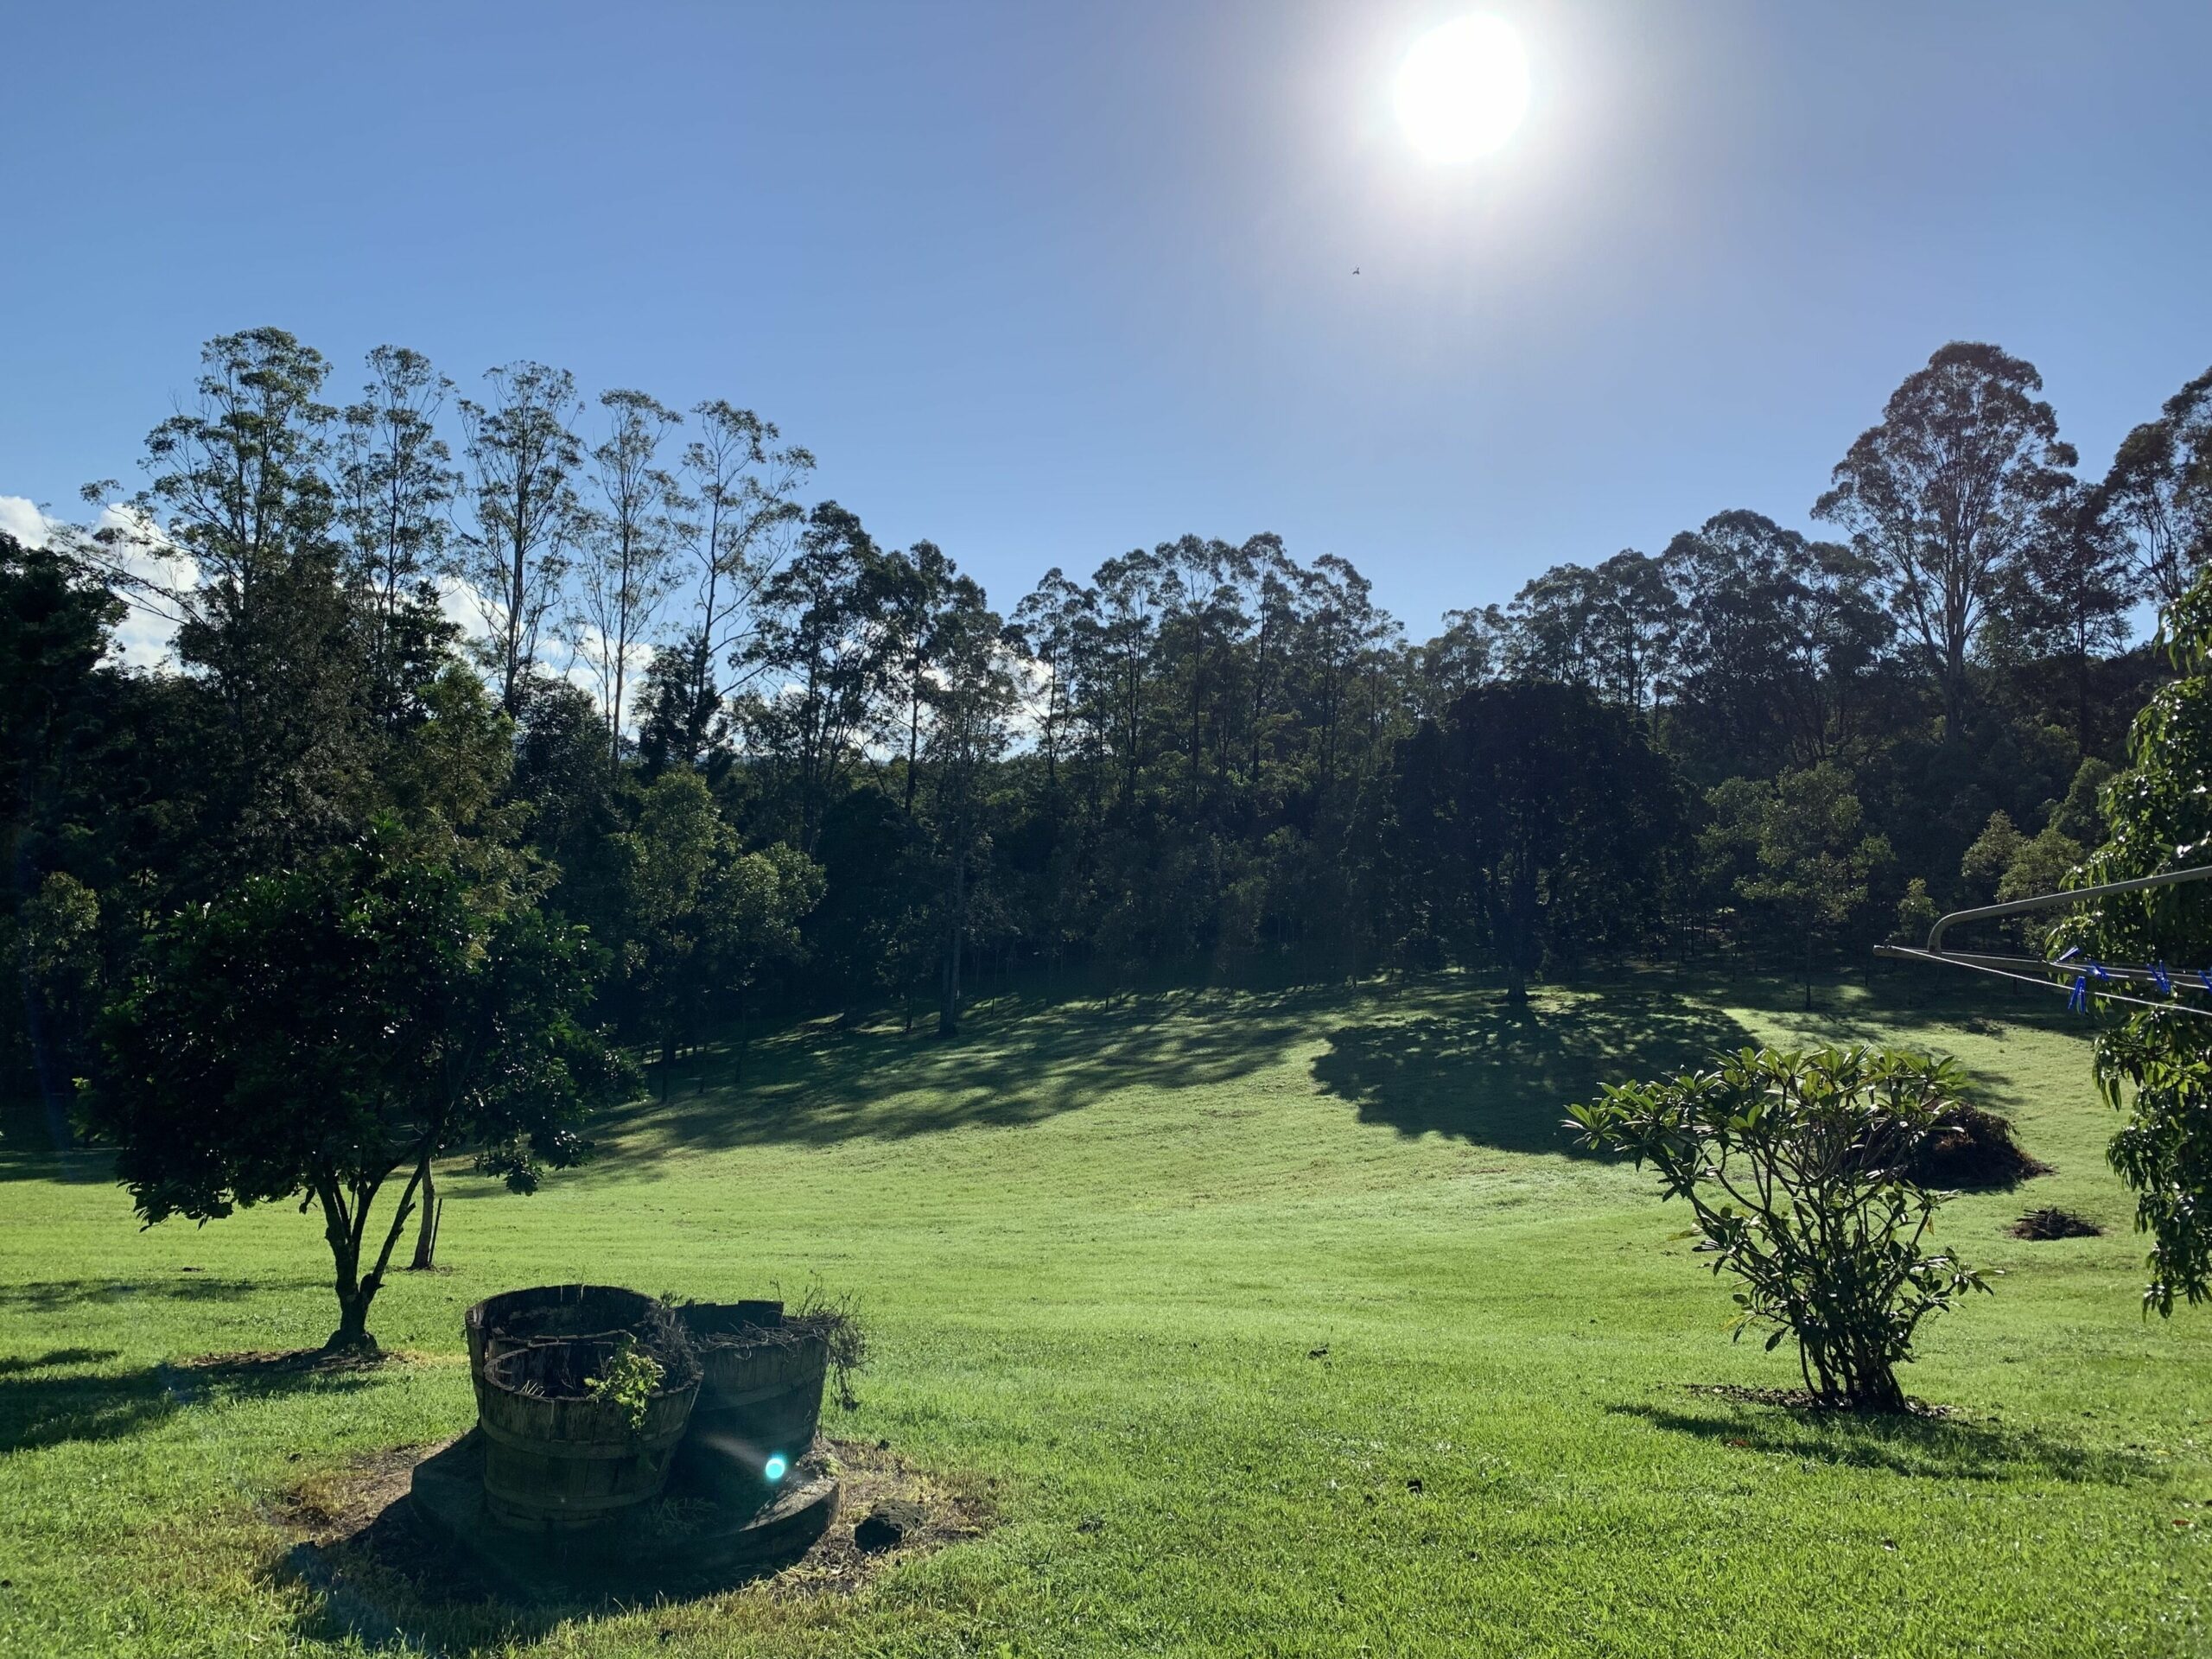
xmin=9 ymin=331 xmax=2212 ymax=1109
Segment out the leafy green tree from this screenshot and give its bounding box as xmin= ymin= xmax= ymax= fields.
xmin=741 ymin=502 xmax=905 ymax=852
xmin=1706 ymin=763 xmax=1889 ymax=1007
xmin=1960 ymin=810 xmax=2026 ymax=901
xmin=616 ymin=769 xmax=821 ymax=1075
xmin=1572 ymin=1046 xmax=1992 ymax=1412
xmin=83 ymin=820 xmax=626 ymax=1352
xmin=1892 ymin=877 xmax=1938 ymax=945
xmin=2050 ymin=571 xmax=2212 ymax=1313
xmin=1394 ymin=682 xmax=1682 ymax=1003
xmin=1816 ymin=342 xmax=2076 ymax=730
xmin=2097 ymin=365 xmax=2212 ymax=608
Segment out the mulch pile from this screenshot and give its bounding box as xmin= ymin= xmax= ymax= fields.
xmin=1906 ymin=1105 xmax=2050 ymax=1191
xmin=2010 ymin=1206 xmax=2103 ymax=1241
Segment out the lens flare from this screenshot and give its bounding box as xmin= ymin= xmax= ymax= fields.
xmin=764 ymin=1453 xmax=789 ymax=1483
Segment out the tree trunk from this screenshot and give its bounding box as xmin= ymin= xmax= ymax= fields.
xmin=319 ymin=1182 xmax=380 ymax=1355
xmin=317 ymin=1158 xmax=427 ymax=1357
xmin=938 ymin=843 xmax=967 ymax=1036
xmin=407 ymin=1152 xmax=440 ymax=1271
xmin=1503 ymin=951 xmax=1529 ymax=1007
xmin=329 ymin=1283 xmax=377 ymax=1354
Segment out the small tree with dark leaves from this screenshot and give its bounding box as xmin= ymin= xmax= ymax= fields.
xmin=1570 ymin=1046 xmax=1991 ymax=1411
xmin=83 ymin=818 xmax=629 ymax=1352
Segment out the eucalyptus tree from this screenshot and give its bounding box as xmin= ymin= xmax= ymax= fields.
xmin=1505 ymin=563 xmax=1603 ymax=689
xmin=1008 ymin=567 xmax=1086 ymax=796
xmin=1590 ymin=549 xmax=1679 ymax=714
xmin=1412 ymin=604 xmax=1507 ymax=722
xmin=741 ymin=502 xmax=904 ymax=852
xmin=1666 ymin=511 xmax=1888 ymax=778
xmin=1152 ymin=534 xmax=1255 ymax=823
xmin=331 ymin=345 xmax=460 ymax=725
xmin=920 ymin=582 xmax=1017 ymax=1034
xmin=576 ymin=390 xmax=683 ymax=756
xmin=1292 ymin=553 xmax=1399 ymax=798
xmin=1996 ymin=479 xmax=2135 ymax=746
xmin=2096 ymin=365 xmax=2212 ymax=608
xmin=1238 ymin=533 xmax=1300 ymax=785
xmin=454 ymin=362 xmax=587 ymax=716
xmin=665 ymin=400 xmax=811 ymax=769
xmin=1815 ymin=341 xmax=2076 ymax=729
xmin=1393 ymin=680 xmax=1682 ymax=1003
xmin=114 ymin=328 xmax=377 ymax=868
xmin=883 ymin=539 xmax=959 ymax=815
xmin=1090 ymin=548 xmax=1166 ymax=811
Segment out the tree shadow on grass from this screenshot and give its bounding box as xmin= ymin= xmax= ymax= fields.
xmin=0 ymin=1348 xmax=385 ymax=1455
xmin=0 ymin=1276 xmax=264 ymax=1313
xmin=596 ymin=984 xmax=1342 ymax=1169
xmin=1608 ymin=1400 xmax=2153 ymax=1484
xmin=1310 ymin=991 xmax=1755 ymax=1155
xmin=0 ymin=1096 xmax=111 ymax=1184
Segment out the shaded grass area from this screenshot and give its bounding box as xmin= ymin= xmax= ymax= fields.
xmin=3 ymin=968 xmax=2210 ymax=1656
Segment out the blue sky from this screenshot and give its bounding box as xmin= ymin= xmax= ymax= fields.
xmin=3 ymin=0 xmax=2207 ymax=638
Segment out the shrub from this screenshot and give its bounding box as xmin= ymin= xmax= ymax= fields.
xmin=584 ymin=1334 xmax=669 ymax=1430
xmin=1570 ymin=1045 xmax=1993 ymax=1411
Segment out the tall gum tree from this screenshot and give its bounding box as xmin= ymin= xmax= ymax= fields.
xmin=1815 ymin=341 xmax=2075 ymax=733
xmin=454 ymin=362 xmax=586 ymax=716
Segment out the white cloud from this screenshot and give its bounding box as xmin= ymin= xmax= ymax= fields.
xmin=0 ymin=495 xmax=48 ymax=548
xmin=0 ymin=493 xmax=196 ymax=671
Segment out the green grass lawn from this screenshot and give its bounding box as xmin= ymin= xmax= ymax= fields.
xmin=3 ymin=968 xmax=2209 ymax=1656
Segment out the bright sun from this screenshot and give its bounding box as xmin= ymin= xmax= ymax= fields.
xmin=1395 ymin=16 xmax=1529 ymax=162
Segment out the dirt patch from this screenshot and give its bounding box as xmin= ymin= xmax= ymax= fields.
xmin=274 ymin=1433 xmax=995 ymax=1626
xmin=1906 ymin=1104 xmax=2050 ymax=1191
xmin=2011 ymin=1206 xmax=2104 ymax=1241
xmin=1682 ymin=1383 xmax=1955 ymax=1419
xmin=773 ymin=1440 xmax=995 ymax=1595
xmin=275 ymin=1440 xmax=450 ymax=1542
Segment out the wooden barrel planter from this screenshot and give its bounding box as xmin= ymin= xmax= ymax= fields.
xmin=672 ymin=1302 xmax=832 ymax=1503
xmin=464 ymin=1284 xmax=660 ymax=1410
xmin=477 ymin=1333 xmax=701 ymax=1532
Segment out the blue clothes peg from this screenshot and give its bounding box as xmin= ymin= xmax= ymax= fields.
xmin=2068 ymin=974 xmax=2089 ymax=1013
xmin=2152 ymin=963 xmax=2175 ymax=995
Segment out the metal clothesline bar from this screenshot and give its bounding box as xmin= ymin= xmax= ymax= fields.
xmin=1873 ymin=944 xmax=2212 ymax=1019
xmin=1870 ymin=946 xmax=2190 ymax=990
xmin=1925 ymin=864 xmax=2212 ymax=954
xmin=1876 ymin=862 xmax=2212 ymax=1020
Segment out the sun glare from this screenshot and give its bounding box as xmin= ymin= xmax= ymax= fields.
xmin=1395 ymin=16 xmax=1530 ymax=162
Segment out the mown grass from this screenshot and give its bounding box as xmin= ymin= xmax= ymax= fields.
xmin=3 ymin=967 xmax=2209 ymax=1656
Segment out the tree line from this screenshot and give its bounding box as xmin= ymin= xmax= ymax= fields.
xmin=10 ymin=329 xmax=2212 ymax=1111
